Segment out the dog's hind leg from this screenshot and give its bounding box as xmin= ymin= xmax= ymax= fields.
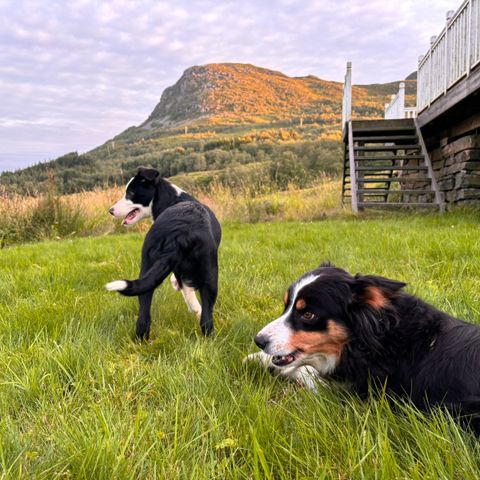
xmin=198 ymin=283 xmax=217 ymax=336
xmin=170 ymin=274 xmax=181 ymax=291
xmin=170 ymin=274 xmax=201 ymax=318
xmin=136 ymin=257 xmax=169 ymax=340
xmin=136 ymin=290 xmax=154 ymax=340
xmin=181 ymin=286 xmax=202 ymax=319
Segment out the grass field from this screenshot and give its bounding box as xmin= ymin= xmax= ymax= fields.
xmin=0 ymin=212 xmax=479 ymax=478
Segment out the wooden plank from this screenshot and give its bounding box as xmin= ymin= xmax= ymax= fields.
xmin=353 ymin=166 xmax=427 ymax=172
xmin=414 ymin=118 xmax=445 ymax=212
xmin=351 ymin=135 xmax=418 ymax=143
xmin=354 ymin=155 xmax=424 ymax=161
xmin=348 ymin=144 xmax=421 ymax=151
xmin=351 ymin=119 xmax=415 ymax=131
xmin=342 ymin=62 xmax=352 ymax=132
xmin=355 ymin=177 xmax=432 ymax=183
xmin=348 ymin=121 xmax=358 ymax=213
xmin=352 ymin=189 xmax=435 ymax=194
xmin=357 ymin=202 xmax=437 ymax=207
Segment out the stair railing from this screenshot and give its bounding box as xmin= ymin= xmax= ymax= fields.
xmin=347 ymin=121 xmax=358 ymax=213
xmin=342 ymin=62 xmax=352 ymax=134
xmin=414 ymin=118 xmax=445 ymax=212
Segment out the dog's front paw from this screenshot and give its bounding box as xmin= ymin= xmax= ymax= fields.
xmin=243 ymin=351 xmax=273 ymax=367
xmin=291 ymin=366 xmax=328 ymax=391
xmin=105 ymin=280 xmax=128 ymax=292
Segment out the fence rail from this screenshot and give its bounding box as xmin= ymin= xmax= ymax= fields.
xmin=417 ymin=0 xmax=480 ymax=112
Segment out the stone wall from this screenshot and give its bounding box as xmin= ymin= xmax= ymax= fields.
xmin=400 ymin=132 xmax=480 ymax=206
xmin=429 ymin=133 xmax=480 ymax=205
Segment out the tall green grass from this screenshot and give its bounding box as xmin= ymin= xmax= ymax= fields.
xmin=0 ymin=213 xmax=479 ymax=478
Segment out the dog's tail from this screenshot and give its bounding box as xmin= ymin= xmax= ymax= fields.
xmin=105 ymin=260 xmax=171 ymax=296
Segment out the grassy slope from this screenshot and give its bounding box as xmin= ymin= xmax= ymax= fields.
xmin=0 ymin=214 xmax=479 ymax=478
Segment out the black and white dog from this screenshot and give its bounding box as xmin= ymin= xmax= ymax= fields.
xmin=248 ymin=263 xmax=480 ymax=434
xmin=106 ymin=167 xmax=221 ymax=339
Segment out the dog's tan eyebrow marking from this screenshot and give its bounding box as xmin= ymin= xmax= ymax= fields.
xmin=295 ymin=298 xmax=306 ymax=310
xmin=284 ymin=291 xmax=289 ymax=305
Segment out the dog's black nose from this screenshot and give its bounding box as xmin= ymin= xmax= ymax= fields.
xmin=108 ymin=207 xmax=115 ymax=216
xmin=254 ymin=334 xmax=269 ymax=350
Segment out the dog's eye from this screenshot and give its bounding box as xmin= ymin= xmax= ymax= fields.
xmin=302 ymin=312 xmax=316 ymax=321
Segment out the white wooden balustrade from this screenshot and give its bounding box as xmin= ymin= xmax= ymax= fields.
xmin=417 ymin=0 xmax=480 ymax=112
xmin=384 ymin=82 xmax=417 ymax=119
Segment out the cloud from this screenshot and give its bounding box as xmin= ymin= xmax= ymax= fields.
xmin=0 ymin=0 xmax=455 ymax=171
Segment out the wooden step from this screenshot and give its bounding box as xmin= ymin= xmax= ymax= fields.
xmin=351 ymin=119 xmax=415 ymax=133
xmin=357 ymin=202 xmax=437 ymax=207
xmin=353 ymin=166 xmax=428 ymax=172
xmin=345 ymin=172 xmax=428 ymax=179
xmin=348 ymin=155 xmax=424 ymax=161
xmin=351 ymin=135 xmax=418 ymax=143
xmin=347 ymin=189 xmax=435 ymax=195
xmin=353 ymin=177 xmax=432 ymax=183
xmin=348 ymin=144 xmax=421 ymax=151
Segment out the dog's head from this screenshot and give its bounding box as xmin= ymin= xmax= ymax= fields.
xmin=109 ymin=167 xmax=159 ymax=225
xmin=254 ymin=263 xmax=406 ymax=374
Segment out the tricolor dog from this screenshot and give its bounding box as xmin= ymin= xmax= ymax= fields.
xmin=249 ymin=262 xmax=480 ymax=434
xmin=106 ymin=167 xmax=221 ymax=339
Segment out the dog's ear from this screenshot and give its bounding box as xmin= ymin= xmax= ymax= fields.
xmin=351 ymin=274 xmax=406 ymax=310
xmin=347 ymin=274 xmax=405 ymax=351
xmin=318 ymin=260 xmax=335 ymax=268
xmin=137 ymin=166 xmax=159 ymax=182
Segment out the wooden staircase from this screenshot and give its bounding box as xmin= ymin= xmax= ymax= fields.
xmin=342 ymin=119 xmax=444 ymax=212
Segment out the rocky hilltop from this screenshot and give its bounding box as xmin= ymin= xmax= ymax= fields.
xmin=142 ymin=63 xmax=415 ymax=129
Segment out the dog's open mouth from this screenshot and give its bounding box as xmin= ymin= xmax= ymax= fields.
xmin=123 ymin=208 xmax=140 ymax=225
xmin=272 ymin=352 xmax=297 ymax=367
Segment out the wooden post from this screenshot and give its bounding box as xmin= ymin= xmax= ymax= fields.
xmin=444 ymin=11 xmax=453 ymax=94
xmin=417 ymin=55 xmax=424 ymax=110
xmin=414 ymin=118 xmax=445 ymax=212
xmin=348 ymin=120 xmax=358 ymax=213
xmin=466 ymin=0 xmax=472 ymax=77
xmin=398 ymin=82 xmax=405 ymax=117
xmin=342 ymin=62 xmax=352 ymax=133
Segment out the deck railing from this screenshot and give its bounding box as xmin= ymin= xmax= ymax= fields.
xmin=384 ymin=82 xmax=417 ymax=119
xmin=417 ymin=0 xmax=480 ymax=112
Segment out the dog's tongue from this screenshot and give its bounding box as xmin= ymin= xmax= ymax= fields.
xmin=123 ymin=209 xmax=138 ymax=225
xmin=272 ymin=354 xmax=295 ymax=367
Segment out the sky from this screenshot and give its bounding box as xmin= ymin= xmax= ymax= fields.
xmin=0 ymin=0 xmax=455 ymax=172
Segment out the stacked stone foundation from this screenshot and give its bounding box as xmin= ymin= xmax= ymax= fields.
xmin=402 ymin=133 xmax=480 ymax=206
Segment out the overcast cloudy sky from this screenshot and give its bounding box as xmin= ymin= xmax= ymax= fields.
xmin=0 ymin=0 xmax=455 ymax=172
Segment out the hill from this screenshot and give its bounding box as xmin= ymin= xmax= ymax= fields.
xmin=0 ymin=63 xmax=416 ymax=194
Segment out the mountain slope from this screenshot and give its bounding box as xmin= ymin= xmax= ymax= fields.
xmin=1 ymin=63 xmax=416 ymax=194
xmin=142 ymin=63 xmax=416 ymax=129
